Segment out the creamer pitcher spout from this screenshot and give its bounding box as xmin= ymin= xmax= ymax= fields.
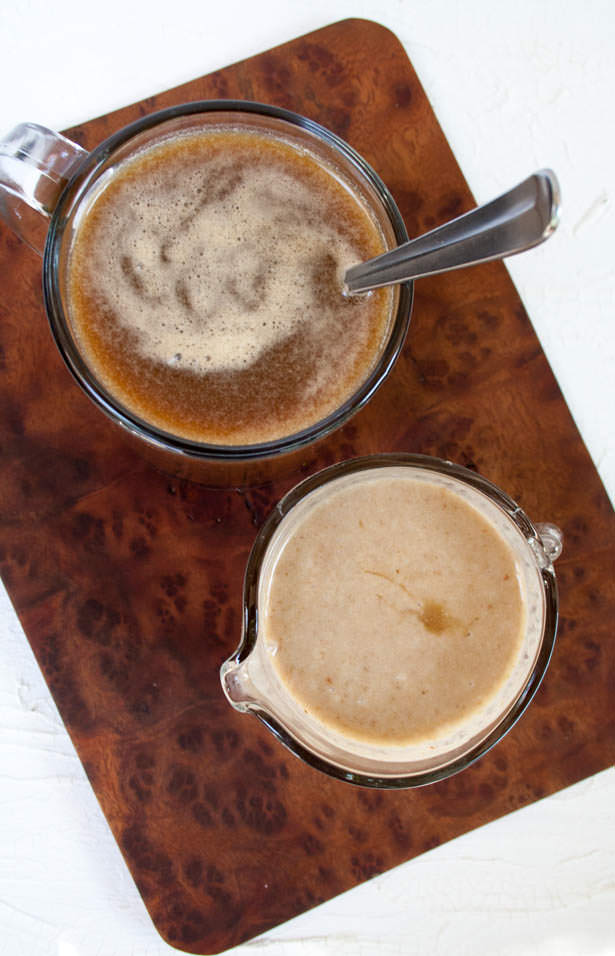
xmin=220 ymin=655 xmax=261 ymax=713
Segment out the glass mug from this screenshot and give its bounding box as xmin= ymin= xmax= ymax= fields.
xmin=221 ymin=454 xmax=562 ymax=788
xmin=0 ymin=101 xmax=412 ymax=485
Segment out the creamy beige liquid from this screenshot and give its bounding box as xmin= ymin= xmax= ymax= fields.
xmin=262 ymin=469 xmax=532 ymax=747
xmin=67 ymin=127 xmax=392 ymax=445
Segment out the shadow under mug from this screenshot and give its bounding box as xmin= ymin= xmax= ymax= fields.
xmin=221 ymin=454 xmax=562 ymax=789
xmin=0 ymin=101 xmax=412 ymax=486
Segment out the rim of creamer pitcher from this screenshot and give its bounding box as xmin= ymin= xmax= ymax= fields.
xmin=42 ymin=100 xmax=412 ymax=462
xmin=221 ymin=453 xmax=559 ymax=788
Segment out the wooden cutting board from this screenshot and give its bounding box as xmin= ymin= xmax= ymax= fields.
xmin=0 ymin=18 xmax=613 ymax=955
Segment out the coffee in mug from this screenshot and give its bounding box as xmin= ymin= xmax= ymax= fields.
xmin=0 ymin=103 xmax=411 ymax=479
xmin=67 ymin=125 xmax=394 ymax=446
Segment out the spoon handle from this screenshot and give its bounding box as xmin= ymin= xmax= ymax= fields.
xmin=344 ymin=169 xmax=560 ymax=294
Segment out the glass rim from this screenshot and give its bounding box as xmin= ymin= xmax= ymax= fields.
xmin=226 ymin=453 xmax=559 ymax=789
xmin=42 ymin=99 xmax=413 ymax=462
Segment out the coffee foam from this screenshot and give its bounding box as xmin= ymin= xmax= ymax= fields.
xmin=76 ymin=137 xmax=364 ymax=379
xmin=67 ymin=127 xmax=393 ymax=445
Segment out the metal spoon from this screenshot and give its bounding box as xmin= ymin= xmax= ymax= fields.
xmin=344 ymin=169 xmax=560 ymax=294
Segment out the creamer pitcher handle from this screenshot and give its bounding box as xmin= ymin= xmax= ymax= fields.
xmin=0 ymin=123 xmax=87 ymax=255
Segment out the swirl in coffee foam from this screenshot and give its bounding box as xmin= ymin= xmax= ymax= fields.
xmin=67 ymin=128 xmax=393 ymax=444
xmin=88 ymin=157 xmax=361 ymax=376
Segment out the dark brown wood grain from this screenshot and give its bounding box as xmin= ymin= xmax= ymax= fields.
xmin=0 ymin=18 xmax=613 ymax=955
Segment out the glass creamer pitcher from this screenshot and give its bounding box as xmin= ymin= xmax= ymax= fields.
xmin=221 ymin=454 xmax=562 ymax=788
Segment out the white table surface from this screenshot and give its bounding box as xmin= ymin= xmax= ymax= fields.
xmin=1 ymin=2 xmax=613 ymax=955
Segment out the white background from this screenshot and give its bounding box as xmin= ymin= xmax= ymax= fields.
xmin=0 ymin=2 xmax=614 ymax=955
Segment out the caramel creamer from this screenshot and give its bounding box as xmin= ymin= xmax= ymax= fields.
xmin=259 ymin=466 xmax=544 ymax=749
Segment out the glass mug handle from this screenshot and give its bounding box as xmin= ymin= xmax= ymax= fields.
xmin=0 ymin=123 xmax=87 ymax=256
